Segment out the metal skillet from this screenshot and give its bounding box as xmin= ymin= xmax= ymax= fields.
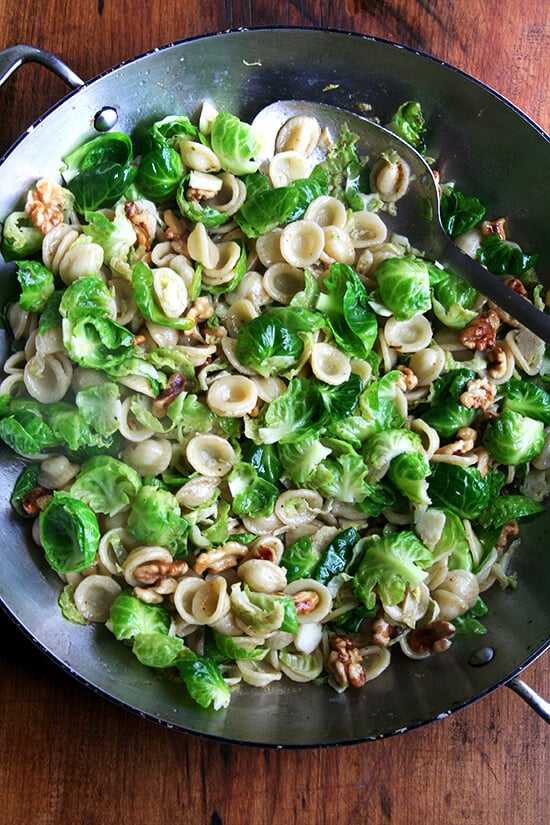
xmin=0 ymin=29 xmax=549 ymax=746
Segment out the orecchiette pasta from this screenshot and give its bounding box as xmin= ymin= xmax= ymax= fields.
xmin=3 ymin=100 xmax=545 ymax=714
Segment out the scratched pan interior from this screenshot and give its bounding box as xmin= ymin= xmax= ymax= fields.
xmin=1 ymin=27 xmax=549 ymax=747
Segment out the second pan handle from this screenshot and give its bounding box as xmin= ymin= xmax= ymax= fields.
xmin=0 ymin=45 xmax=84 ymax=91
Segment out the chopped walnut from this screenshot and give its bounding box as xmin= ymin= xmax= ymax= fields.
xmin=472 ymin=446 xmax=490 ymax=477
xmin=163 ymin=209 xmax=189 ymax=255
xmin=459 ymin=310 xmax=500 ymax=351
xmin=131 ymin=559 xmax=188 ymax=605
xmin=435 ymin=426 xmax=477 ymax=456
xmin=132 ymin=586 xmax=164 ymax=604
xmin=396 ymin=365 xmax=419 ymax=391
xmin=193 ymin=541 xmax=249 ymax=575
xmin=408 ymin=620 xmax=456 ymax=654
xmin=132 ymin=560 xmax=189 ymax=585
xmin=21 ymin=486 xmax=52 ymax=515
xmin=495 ymin=519 xmax=520 ymax=549
xmin=125 ymin=201 xmax=152 ymax=250
xmin=486 ymin=345 xmax=509 ymax=381
xmin=371 ymin=617 xmax=404 ymax=647
xmin=291 ymin=590 xmax=320 ymax=616
xmin=481 ymin=217 xmax=506 ymax=239
xmin=25 ymin=178 xmax=67 ymax=234
xmin=152 ymin=372 xmax=186 ymax=418
xmin=326 ymin=635 xmax=366 ymax=688
xmin=186 ymin=296 xmax=214 ymax=324
xmin=186 ymin=186 xmax=219 ymax=202
xmin=459 ymin=377 xmax=497 ymax=410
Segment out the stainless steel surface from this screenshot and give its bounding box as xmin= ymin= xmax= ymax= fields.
xmin=507 ymin=677 xmax=550 ymax=723
xmin=0 ymin=44 xmax=84 ymax=90
xmin=253 ymin=99 xmax=550 ymax=342
xmin=0 ymin=28 xmax=549 ymax=746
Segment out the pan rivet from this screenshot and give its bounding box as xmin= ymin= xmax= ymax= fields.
xmin=94 ymin=107 xmax=118 ymax=132
xmin=469 ymin=646 xmax=495 ymax=667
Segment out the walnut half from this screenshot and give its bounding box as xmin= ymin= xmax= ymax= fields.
xmin=326 ymin=635 xmax=366 ymax=688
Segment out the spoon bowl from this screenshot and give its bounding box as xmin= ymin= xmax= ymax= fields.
xmin=252 ymin=100 xmax=550 ymax=343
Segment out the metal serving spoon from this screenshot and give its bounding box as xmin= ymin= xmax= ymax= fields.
xmin=252 ymin=100 xmax=550 ymax=344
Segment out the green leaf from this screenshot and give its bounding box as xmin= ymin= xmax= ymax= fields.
xmin=40 ymin=491 xmax=100 ymax=573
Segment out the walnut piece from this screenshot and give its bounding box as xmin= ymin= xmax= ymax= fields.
xmin=481 ymin=217 xmax=506 ymax=239
xmin=21 ymin=486 xmax=52 ymax=515
xmin=408 ymin=620 xmax=456 ymax=654
xmin=290 ymin=590 xmax=320 ymax=616
xmin=25 ymin=178 xmax=67 ymax=234
xmin=434 ymin=426 xmax=477 ymax=456
xmin=152 ymin=372 xmax=186 ymax=418
xmin=396 ymin=365 xmax=419 ymax=391
xmin=186 ymin=296 xmax=215 ymax=323
xmin=486 ymin=345 xmax=509 ymax=380
xmin=193 ymin=541 xmax=249 ymax=575
xmin=132 ymin=560 xmax=189 ymax=585
xmin=371 ymin=617 xmax=404 ymax=647
xmin=459 ymin=377 xmax=497 ymax=410
xmin=495 ymin=519 xmax=520 ymax=549
xmin=326 ymin=635 xmax=366 ymax=689
xmin=459 ymin=309 xmax=500 ymax=351
xmin=125 ymin=200 xmax=152 ymax=250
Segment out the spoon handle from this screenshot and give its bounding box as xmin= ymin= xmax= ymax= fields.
xmin=441 ymin=239 xmax=550 ymax=344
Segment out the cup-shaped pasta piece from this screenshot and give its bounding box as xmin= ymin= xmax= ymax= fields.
xmin=2 ymin=350 xmax=26 ymax=375
xmin=186 ymin=434 xmax=236 ymax=477
xmin=202 ymin=241 xmax=242 ymax=286
xmin=370 ymin=155 xmax=410 ymax=202
xmin=279 ymin=220 xmax=324 ymax=267
xmin=345 ymin=211 xmax=387 ymax=248
xmin=279 ymin=646 xmax=324 ymax=682
xmin=275 ymin=489 xmax=323 ymax=526
xmin=237 ymin=559 xmax=288 ymax=593
xmin=37 ymin=454 xmax=80 ymax=489
xmin=122 ymin=438 xmax=173 ymax=476
xmin=191 ymin=576 xmax=231 ymax=625
xmin=206 ymin=375 xmax=259 ymax=417
xmin=284 ymin=578 xmax=333 ymax=624
xmin=43 ymin=224 xmax=105 ymax=285
xmin=206 ymin=172 xmax=247 ymax=215
xmin=175 ymin=475 xmax=220 ymax=509
xmin=98 ymin=527 xmax=139 ymax=575
xmin=249 ymin=375 xmax=287 ymax=403
xmin=432 ymin=569 xmax=480 ymax=622
xmin=119 ymin=396 xmax=156 ymax=441
xmin=268 ymin=151 xmax=310 ymax=188
xmin=219 ymin=338 xmax=258 ymax=377
xmin=225 ymin=299 xmax=258 ymax=338
xmin=123 ymin=545 xmax=174 ymax=587
xmin=320 ymin=225 xmax=355 ymax=265
xmin=408 ymin=344 xmax=446 ymax=386
xmin=242 ymin=511 xmax=285 ymax=536
xmin=151 ymin=267 xmax=188 ymax=318
xmin=410 ymin=418 xmax=440 ymax=459
xmin=275 ymin=115 xmax=321 ymax=155
xmin=358 ymin=645 xmax=392 ymax=681
xmin=144 ymin=320 xmax=180 ymax=349
xmin=187 ymin=222 xmax=220 ymax=269
xmin=263 ymin=262 xmax=305 ymax=304
xmin=304 ymin=195 xmax=347 ymax=228
xmin=255 ymin=228 xmax=284 ymax=267
xmin=236 ymin=659 xmax=282 ymax=687
xmin=310 ymin=342 xmax=351 ymax=386
xmin=7 ymin=301 xmax=37 ymax=340
xmin=173 ymin=576 xmax=205 ymax=624
xmin=384 ymin=315 xmax=433 ymax=353
xmin=225 ymin=271 xmax=271 ymax=309
xmin=383 ymin=582 xmax=431 ymax=628
xmin=73 ymin=574 xmax=122 ymax=622
xmin=179 ymin=139 xmax=221 ymax=172
xmin=35 ymin=326 xmax=64 ymax=356
xmin=24 ymin=351 xmax=73 ymax=403
xmin=505 ymin=328 xmax=544 ymax=376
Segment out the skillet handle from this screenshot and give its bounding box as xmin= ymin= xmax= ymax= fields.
xmin=0 ymin=45 xmax=84 ymax=90
xmin=507 ymin=676 xmax=550 ymax=723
